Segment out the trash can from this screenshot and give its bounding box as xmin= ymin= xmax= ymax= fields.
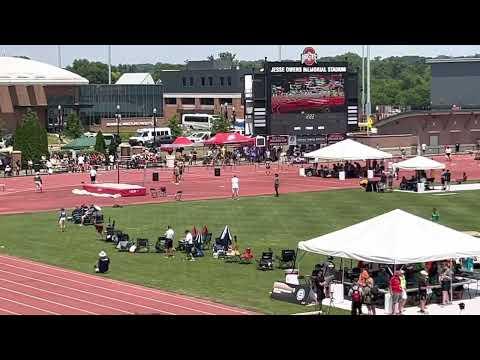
xmin=152 ymin=172 xmax=159 ymax=181
xmin=214 ymin=167 xmax=221 ymax=177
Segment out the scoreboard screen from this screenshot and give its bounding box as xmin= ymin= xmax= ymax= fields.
xmin=267 ymin=61 xmax=349 ymax=135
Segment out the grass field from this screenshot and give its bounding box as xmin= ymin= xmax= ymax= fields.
xmin=1 ymin=188 xmax=479 ymax=314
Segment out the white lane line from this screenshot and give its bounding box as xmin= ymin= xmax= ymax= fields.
xmin=0 ymin=269 xmax=135 ymax=315
xmin=0 ymin=262 xmax=212 ymax=315
xmin=0 ymin=268 xmax=176 ymax=315
xmin=0 ymin=281 xmax=96 ymax=315
xmin=0 ymin=295 xmax=58 ymax=315
xmin=0 ymin=255 xmax=253 ymax=315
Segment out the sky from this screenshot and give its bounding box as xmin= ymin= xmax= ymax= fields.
xmin=1 ymin=45 xmax=480 ymax=67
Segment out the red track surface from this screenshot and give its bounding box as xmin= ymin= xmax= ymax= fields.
xmin=0 ymin=164 xmax=360 ymax=215
xmin=0 ymin=254 xmax=256 ymax=315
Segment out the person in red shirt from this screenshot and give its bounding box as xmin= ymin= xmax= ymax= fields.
xmin=389 ymin=271 xmax=403 ymax=315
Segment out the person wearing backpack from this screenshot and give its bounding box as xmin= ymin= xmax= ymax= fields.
xmin=348 ymin=282 xmax=363 ymax=316
xmin=362 ymin=278 xmax=377 ymax=315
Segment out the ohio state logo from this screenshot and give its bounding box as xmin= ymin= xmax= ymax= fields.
xmin=301 ymin=47 xmax=317 ymax=66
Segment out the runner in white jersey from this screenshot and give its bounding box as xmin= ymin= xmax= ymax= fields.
xmin=231 ymin=175 xmax=239 ymax=200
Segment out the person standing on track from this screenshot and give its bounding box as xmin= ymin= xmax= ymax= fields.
xmin=173 ymin=163 xmax=180 ymax=185
xmin=445 ymin=145 xmax=452 ymax=161
xmin=58 ymin=208 xmax=67 ymax=232
xmin=34 ymin=172 xmax=43 ymax=192
xmin=274 ymin=173 xmax=280 ymax=197
xmin=231 ymin=175 xmax=240 ymax=200
xmin=90 ymin=166 xmax=97 ymax=184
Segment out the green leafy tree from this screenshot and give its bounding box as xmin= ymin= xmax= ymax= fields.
xmin=94 ymin=130 xmax=106 ymax=154
xmin=66 ymin=59 xmax=110 ymax=84
xmin=13 ymin=108 xmax=48 ymax=165
xmin=211 ymin=115 xmax=231 ymax=135
xmin=63 ymin=112 xmax=83 ymax=139
xmin=168 ymin=114 xmax=183 ymax=137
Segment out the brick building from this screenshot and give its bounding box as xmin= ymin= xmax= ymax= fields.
xmin=158 ymin=60 xmax=249 ymax=121
xmin=0 ymin=56 xmax=88 ymax=133
xmin=375 ymin=58 xmax=480 ymax=147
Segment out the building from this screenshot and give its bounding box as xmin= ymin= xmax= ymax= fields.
xmin=0 ymin=57 xmax=164 ymax=134
xmin=0 ymin=56 xmax=88 ymax=132
xmin=375 ymin=58 xmax=480 ymax=147
xmin=158 ymin=60 xmax=249 ymax=121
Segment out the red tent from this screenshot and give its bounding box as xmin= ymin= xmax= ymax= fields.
xmin=204 ymin=132 xmax=254 ymax=145
xmin=160 ymin=137 xmax=194 ymax=151
xmin=173 ymin=137 xmax=194 ymax=146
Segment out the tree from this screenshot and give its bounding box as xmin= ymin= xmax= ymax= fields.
xmin=66 ymin=59 xmax=110 ymax=84
xmin=63 ymin=112 xmax=83 ymax=139
xmin=211 ymin=115 xmax=231 ymax=135
xmin=95 ymin=130 xmax=106 ymax=154
xmin=168 ymin=114 xmax=182 ymax=137
xmin=206 ymin=52 xmax=238 ymax=69
xmin=13 ymin=108 xmax=48 ymax=165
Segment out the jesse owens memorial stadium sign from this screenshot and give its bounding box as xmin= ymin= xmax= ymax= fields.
xmin=270 ymin=66 xmax=347 ymax=73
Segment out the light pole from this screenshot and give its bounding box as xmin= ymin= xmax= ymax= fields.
xmin=116 ymin=104 xmax=121 ymax=184
xmin=224 ymin=102 xmax=228 ymax=120
xmin=57 ymin=105 xmax=62 ymax=133
xmin=153 ymin=107 xmax=157 ymax=146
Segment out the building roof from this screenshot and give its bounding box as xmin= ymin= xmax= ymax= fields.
xmin=115 ymin=73 xmax=155 ymax=85
xmin=0 ymin=56 xmax=89 ymax=85
xmin=426 ymin=57 xmax=480 ymax=64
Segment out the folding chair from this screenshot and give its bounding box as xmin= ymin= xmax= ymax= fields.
xmin=257 ymin=251 xmax=274 ymax=271
xmin=155 ymin=236 xmax=167 ymax=253
xmin=150 ymin=188 xmax=158 ymax=198
xmin=201 ymin=233 xmax=212 ymax=250
xmin=276 ymin=249 xmax=296 ymax=269
xmin=135 ymin=238 xmax=151 ymax=253
xmin=159 ymin=186 xmax=167 ymax=197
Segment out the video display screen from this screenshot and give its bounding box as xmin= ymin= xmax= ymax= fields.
xmin=271 ymin=74 xmax=345 ymax=114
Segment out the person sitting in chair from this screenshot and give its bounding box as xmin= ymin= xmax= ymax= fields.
xmin=226 ymin=236 xmax=240 ymax=257
xmin=94 ymin=251 xmax=110 ymax=273
xmin=80 ymin=204 xmax=94 ymax=225
xmin=399 ymin=176 xmax=407 ymax=190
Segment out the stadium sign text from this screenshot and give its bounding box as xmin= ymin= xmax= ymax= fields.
xmin=270 ymin=66 xmax=347 ymax=73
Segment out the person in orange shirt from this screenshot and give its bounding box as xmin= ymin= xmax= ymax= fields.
xmin=358 ymin=267 xmax=370 ymax=287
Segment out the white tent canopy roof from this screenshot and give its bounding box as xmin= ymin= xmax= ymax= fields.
xmin=0 ymin=56 xmax=89 ymax=85
xmin=298 ymin=209 xmax=480 ymax=264
xmin=116 ymin=73 xmax=155 ymax=85
xmin=303 ymin=139 xmax=392 ymax=161
xmin=393 ymin=156 xmax=445 ymax=170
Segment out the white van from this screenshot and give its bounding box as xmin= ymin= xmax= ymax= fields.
xmin=182 ymin=114 xmax=219 ymax=130
xmin=187 ymin=131 xmax=211 ymax=143
xmin=129 ymin=127 xmax=171 ymax=145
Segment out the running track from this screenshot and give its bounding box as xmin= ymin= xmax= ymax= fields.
xmin=0 ymin=254 xmax=256 ymax=315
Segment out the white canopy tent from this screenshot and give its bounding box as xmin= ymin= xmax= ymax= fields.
xmin=393 ymin=156 xmax=445 ymax=171
xmin=303 ymin=139 xmax=393 ymax=161
xmin=298 ymin=209 xmax=480 ymax=264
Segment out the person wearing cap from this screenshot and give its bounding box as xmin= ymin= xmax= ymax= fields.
xmin=418 ymin=270 xmax=429 ymax=314
xmin=94 ymin=251 xmax=110 ymax=273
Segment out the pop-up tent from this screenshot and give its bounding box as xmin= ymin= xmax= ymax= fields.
xmin=298 ymin=209 xmax=480 ymax=264
xmin=393 ymin=156 xmax=445 ymax=170
xmin=303 ymin=139 xmax=392 ymax=161
xmin=204 ymin=132 xmax=254 ymax=145
xmin=216 ymin=225 xmax=233 ymax=249
xmin=160 ymin=136 xmax=195 ymax=150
